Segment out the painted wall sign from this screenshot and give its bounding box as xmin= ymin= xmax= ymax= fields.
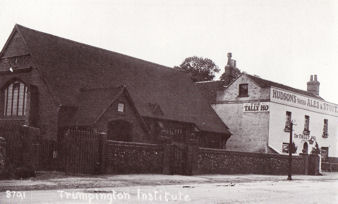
xmin=294 ymin=133 xmax=310 ymax=140
xmin=243 ymin=102 xmax=269 ymax=112
xmin=271 ymin=88 xmax=338 ymax=116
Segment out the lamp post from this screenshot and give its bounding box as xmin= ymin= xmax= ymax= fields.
xmin=287 ymin=121 xmax=293 ymax=180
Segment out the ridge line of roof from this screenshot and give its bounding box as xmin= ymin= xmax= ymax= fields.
xmin=195 ymin=80 xmax=223 ymax=84
xmin=245 ymin=73 xmax=324 ymax=100
xmin=15 ymin=24 xmax=179 ymax=73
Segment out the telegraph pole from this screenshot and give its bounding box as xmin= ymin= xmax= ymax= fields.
xmin=287 ymin=121 xmax=293 ymax=180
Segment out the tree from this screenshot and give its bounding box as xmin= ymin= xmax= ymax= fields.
xmin=174 ymin=56 xmax=220 ymax=82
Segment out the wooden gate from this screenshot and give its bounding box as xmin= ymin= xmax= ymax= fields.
xmin=62 ymin=129 xmax=103 ymax=174
xmin=171 ymin=143 xmax=187 ymax=175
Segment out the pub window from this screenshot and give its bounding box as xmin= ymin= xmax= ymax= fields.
xmin=284 ymin=111 xmax=292 ymax=132
xmin=3 ymin=81 xmax=28 ymax=117
xmin=238 ymin=84 xmax=248 ymax=97
xmin=303 ymin=115 xmax=310 ymax=134
xmin=322 ymin=119 xmax=328 ymax=138
xmin=117 ymin=102 xmax=125 ymax=113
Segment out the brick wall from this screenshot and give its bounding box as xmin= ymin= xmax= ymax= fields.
xmin=197 ymin=148 xmax=307 ymax=175
xmin=104 ymin=140 xmax=163 ymax=174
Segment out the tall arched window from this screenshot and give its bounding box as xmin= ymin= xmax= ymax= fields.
xmin=3 ymin=80 xmax=28 ymax=117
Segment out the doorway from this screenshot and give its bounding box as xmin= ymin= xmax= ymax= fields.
xmin=302 ymin=142 xmax=308 ymax=154
xmin=107 ymin=120 xmax=132 ymax=141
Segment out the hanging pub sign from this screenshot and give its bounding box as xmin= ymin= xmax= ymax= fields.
xmin=243 ymin=102 xmax=269 ymax=112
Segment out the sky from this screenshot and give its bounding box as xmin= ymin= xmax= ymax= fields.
xmin=1 ymin=0 xmax=338 ymax=102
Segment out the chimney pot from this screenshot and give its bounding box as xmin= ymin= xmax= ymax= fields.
xmin=314 ymin=75 xmax=317 ymax=81
xmin=310 ymin=75 xmax=313 ymax=81
xmin=227 ymin=52 xmax=232 ymax=66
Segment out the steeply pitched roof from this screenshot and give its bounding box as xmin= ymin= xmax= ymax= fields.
xmin=13 ymin=24 xmax=229 ymax=134
xmin=71 ymin=87 xmax=124 ymax=126
xmin=246 ymin=74 xmax=323 ymax=100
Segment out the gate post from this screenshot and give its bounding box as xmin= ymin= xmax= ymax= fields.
xmin=0 ymin=137 xmax=6 ymax=176
xmin=300 ymin=153 xmax=309 ymax=175
xmin=309 ymin=154 xmax=320 ymax=175
xmin=160 ymin=136 xmax=172 ymax=175
xmin=99 ymin=132 xmax=107 ymax=174
xmin=186 ymin=138 xmax=199 ymax=175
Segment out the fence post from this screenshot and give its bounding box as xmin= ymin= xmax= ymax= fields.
xmin=20 ymin=126 xmax=32 ymax=169
xmin=0 ymin=137 xmax=6 ymax=175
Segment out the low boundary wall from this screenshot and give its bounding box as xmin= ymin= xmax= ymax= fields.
xmin=103 ymin=140 xmax=163 ymax=174
xmin=197 ymin=148 xmax=306 ymax=175
xmin=57 ymin=130 xmax=321 ymax=175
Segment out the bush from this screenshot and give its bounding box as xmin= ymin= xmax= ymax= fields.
xmin=0 ymin=164 xmax=36 ymax=180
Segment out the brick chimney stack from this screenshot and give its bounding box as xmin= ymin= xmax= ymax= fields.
xmin=221 ymin=52 xmax=241 ymax=85
xmin=307 ymin=74 xmax=320 ymax=96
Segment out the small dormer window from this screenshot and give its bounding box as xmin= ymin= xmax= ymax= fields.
xmin=117 ymin=102 xmax=125 ymax=113
xmin=239 ymin=84 xmax=248 ymax=97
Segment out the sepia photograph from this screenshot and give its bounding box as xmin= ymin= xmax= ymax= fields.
xmin=0 ymin=0 xmax=337 ymax=203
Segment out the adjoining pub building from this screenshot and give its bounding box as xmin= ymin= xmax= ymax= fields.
xmin=197 ymin=53 xmax=338 ymax=164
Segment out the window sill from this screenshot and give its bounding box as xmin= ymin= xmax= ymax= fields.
xmin=0 ymin=117 xmax=26 ymax=120
xmin=117 ymin=112 xmax=126 ymax=116
xmin=238 ymin=95 xmax=249 ymax=98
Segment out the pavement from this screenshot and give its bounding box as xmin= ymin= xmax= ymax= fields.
xmin=0 ymin=171 xmax=337 ymax=203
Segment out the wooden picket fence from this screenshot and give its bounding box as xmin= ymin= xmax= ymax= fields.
xmin=62 ymin=128 xmax=104 ymax=174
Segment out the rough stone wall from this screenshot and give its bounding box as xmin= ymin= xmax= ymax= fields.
xmin=104 ymin=140 xmax=163 ymax=174
xmin=197 ymin=148 xmax=305 ymax=174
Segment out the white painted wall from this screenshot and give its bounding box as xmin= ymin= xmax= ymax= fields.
xmin=268 ymin=101 xmax=338 ymax=157
xmin=213 ymin=103 xmax=270 ymax=153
